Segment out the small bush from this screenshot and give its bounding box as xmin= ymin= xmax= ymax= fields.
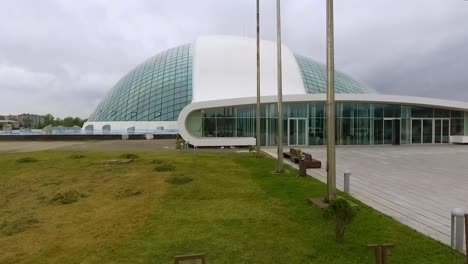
xmin=49 ymin=190 xmax=86 ymax=205
xmin=154 ymin=163 xmax=176 ymax=172
xmin=248 ymin=145 xmax=254 ymax=153
xmin=69 ymin=154 xmax=85 ymax=159
xmin=165 ymin=174 xmax=193 ymax=185
xmin=175 ymin=137 xmax=186 ymax=149
xmin=323 ymin=198 xmax=356 ymax=242
xmin=119 ymin=153 xmax=139 ymax=159
xmin=114 ymin=187 xmax=143 ymax=199
xmin=0 ymin=216 xmax=39 ymax=236
xmin=16 ymin=157 xmax=38 ymax=163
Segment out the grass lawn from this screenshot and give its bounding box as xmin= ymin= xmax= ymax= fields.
xmin=0 ymin=150 xmax=465 ymax=263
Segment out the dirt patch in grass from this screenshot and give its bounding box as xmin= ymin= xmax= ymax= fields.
xmin=16 ymin=157 xmax=38 ymax=163
xmin=114 ymin=187 xmax=143 ymax=199
xmin=165 ymin=174 xmax=193 ymax=185
xmin=119 ymin=153 xmax=139 ymax=159
xmin=49 ymin=190 xmax=87 ymax=205
xmin=0 ymin=216 xmax=39 ymax=236
xmin=69 ymin=153 xmax=85 ymax=159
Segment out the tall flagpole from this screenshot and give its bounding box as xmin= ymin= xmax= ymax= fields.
xmin=276 ymin=0 xmax=284 ymax=173
xmin=255 ymin=0 xmax=261 ymax=157
xmin=325 ymin=0 xmax=336 ymax=202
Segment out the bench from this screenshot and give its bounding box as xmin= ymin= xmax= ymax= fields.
xmin=283 ymin=148 xmax=322 ymax=169
xmin=283 ymin=148 xmax=301 ymax=163
xmin=303 ymin=153 xmax=321 ymax=169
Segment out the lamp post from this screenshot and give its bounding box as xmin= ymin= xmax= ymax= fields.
xmin=325 ymin=0 xmax=336 ymax=202
xmin=256 ymin=0 xmax=261 ymax=157
xmin=276 ymin=0 xmax=284 ymax=173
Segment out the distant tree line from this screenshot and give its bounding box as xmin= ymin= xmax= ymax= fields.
xmin=41 ymin=114 xmax=87 ymax=128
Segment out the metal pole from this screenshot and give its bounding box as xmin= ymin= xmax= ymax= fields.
xmin=465 ymin=214 xmax=467 ymax=263
xmin=255 ymin=0 xmax=261 ymax=157
xmin=276 ymin=0 xmax=284 ymax=173
xmin=325 ymin=0 xmax=336 ymax=202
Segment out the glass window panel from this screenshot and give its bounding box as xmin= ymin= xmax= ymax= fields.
xmin=411 ymin=107 xmax=433 ymax=118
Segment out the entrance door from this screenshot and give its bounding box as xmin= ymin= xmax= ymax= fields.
xmin=442 ymin=119 xmax=450 ymax=143
xmin=383 ymin=119 xmax=400 ymax=145
xmin=411 ymin=118 xmax=436 ymax=144
xmin=434 ymin=119 xmax=450 ymax=144
xmin=288 ymin=118 xmax=307 ymax=146
xmin=422 ymin=119 xmax=433 ymax=143
xmin=384 ymin=119 xmax=393 ymax=144
xmin=411 ymin=119 xmax=422 ymax=144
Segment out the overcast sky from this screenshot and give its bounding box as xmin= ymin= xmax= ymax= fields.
xmin=1 ymin=0 xmax=467 ymax=118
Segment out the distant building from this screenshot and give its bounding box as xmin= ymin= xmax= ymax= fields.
xmin=17 ymin=114 xmax=45 ymax=128
xmin=0 ymin=120 xmax=19 ymax=129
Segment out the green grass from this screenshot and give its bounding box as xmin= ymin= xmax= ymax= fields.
xmin=0 ymin=150 xmax=464 ymax=263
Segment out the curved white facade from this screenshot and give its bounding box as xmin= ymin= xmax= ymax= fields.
xmin=192 ymin=35 xmax=305 ymax=102
xmin=178 ymin=94 xmax=468 ymax=146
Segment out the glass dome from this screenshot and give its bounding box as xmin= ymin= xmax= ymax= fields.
xmin=88 ymin=44 xmax=376 ymax=122
xmin=88 ymin=44 xmax=193 ymax=122
xmin=295 ymin=55 xmax=377 ymax=94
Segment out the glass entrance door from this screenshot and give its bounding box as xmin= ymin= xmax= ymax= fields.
xmin=288 ymin=118 xmax=307 ymax=146
xmin=383 ymin=119 xmax=400 ymax=145
xmin=384 ymin=119 xmax=393 ymax=144
xmin=423 ymin=119 xmax=433 ymax=143
xmin=442 ymin=119 xmax=449 ymax=143
xmin=434 ymin=119 xmax=450 ymax=143
xmin=435 ymin=119 xmax=441 ymax=143
xmin=411 ymin=119 xmax=422 ymax=144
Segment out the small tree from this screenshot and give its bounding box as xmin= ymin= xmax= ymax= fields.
xmin=323 ymin=198 xmax=355 ymax=242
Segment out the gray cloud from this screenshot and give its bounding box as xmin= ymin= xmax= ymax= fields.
xmin=0 ymin=0 xmax=467 ymax=118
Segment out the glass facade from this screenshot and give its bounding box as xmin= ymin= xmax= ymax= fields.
xmin=88 ymin=44 xmax=193 ymax=122
xmin=88 ymin=43 xmax=378 ymax=124
xmin=186 ymin=102 xmax=467 ymax=146
xmin=295 ymin=55 xmax=377 ymax=94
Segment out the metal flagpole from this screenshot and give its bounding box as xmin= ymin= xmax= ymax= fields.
xmin=276 ymin=0 xmax=284 ymax=173
xmin=256 ymin=0 xmax=261 ymax=157
xmin=325 ymin=0 xmax=336 ymax=202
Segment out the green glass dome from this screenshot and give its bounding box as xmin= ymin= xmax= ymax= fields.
xmin=295 ymin=55 xmax=377 ymax=94
xmin=88 ymin=43 xmax=375 ymax=122
xmin=88 ymin=44 xmax=193 ymax=122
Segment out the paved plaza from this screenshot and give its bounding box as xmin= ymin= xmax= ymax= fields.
xmin=265 ymin=145 xmax=468 ymax=249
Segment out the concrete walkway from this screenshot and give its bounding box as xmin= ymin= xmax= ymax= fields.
xmin=264 ymin=145 xmax=468 ymax=250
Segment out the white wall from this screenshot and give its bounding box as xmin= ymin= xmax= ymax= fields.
xmin=192 ymin=35 xmax=305 ymax=103
xmin=82 ymin=121 xmax=178 ymax=132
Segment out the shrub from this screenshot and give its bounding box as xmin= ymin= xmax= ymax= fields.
xmin=176 ymin=137 xmax=186 ymax=149
xmin=165 ymin=174 xmax=193 ymax=185
xmin=119 ymin=153 xmax=139 ymax=159
xmin=154 ymin=163 xmax=176 ymax=172
xmin=323 ymin=198 xmax=356 ymax=242
xmin=248 ymin=145 xmax=254 ymax=153
xmin=16 ymin=157 xmax=38 ymax=163
xmin=0 ymin=216 xmax=39 ymax=236
xmin=49 ymin=190 xmax=86 ymax=205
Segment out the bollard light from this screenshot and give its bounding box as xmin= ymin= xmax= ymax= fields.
xmin=450 ymin=208 xmax=465 ymax=252
xmin=344 ymin=170 xmax=351 ymax=194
